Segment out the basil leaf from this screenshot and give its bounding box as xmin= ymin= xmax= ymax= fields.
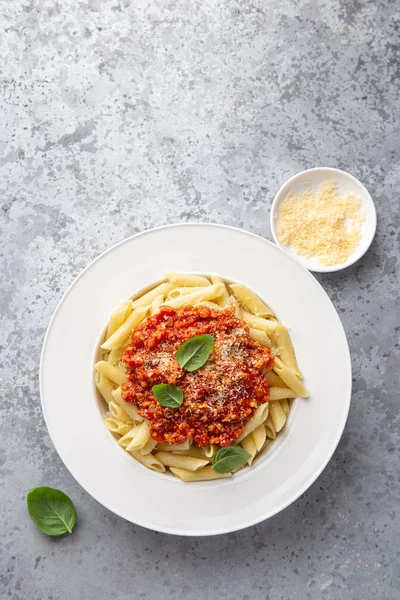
xmin=152 ymin=384 xmax=183 ymax=408
xmin=27 ymin=487 xmax=76 ymax=536
xmin=212 ymin=446 xmax=251 ymax=473
xmin=176 ymin=334 xmax=215 ymax=372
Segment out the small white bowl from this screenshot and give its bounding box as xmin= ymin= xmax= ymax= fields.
xmin=270 ymin=167 xmax=377 ymax=273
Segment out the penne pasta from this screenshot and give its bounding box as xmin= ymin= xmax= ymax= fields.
xmin=97 ymin=271 xmax=307 ymax=481
xmin=129 ymin=450 xmax=166 ymax=473
xmin=249 ymin=328 xmax=271 ymax=347
xmin=166 ymin=286 xmax=203 ymax=299
xmin=154 ymin=452 xmax=209 ymax=471
xmin=273 ymin=358 xmax=308 ymax=398
xmin=273 ymin=323 xmax=303 ymax=378
xmin=101 ymin=306 xmax=149 ymax=350
xmin=265 ymin=371 xmax=286 ymax=388
xmin=230 ymin=283 xmax=275 ymax=317
xmin=105 ymin=417 xmax=133 ymax=436
xmin=242 ymin=311 xmax=278 ymax=334
xmin=106 ymin=301 xmax=132 ymax=339
xmin=236 ymin=403 xmax=269 ymax=442
xmin=163 ymin=283 xmax=224 ymax=309
xmin=211 ymin=275 xmax=229 ymax=307
xmin=227 ymin=295 xmax=242 ymax=319
xmin=94 ymin=361 xmax=127 ymax=386
xmin=164 ymin=271 xmax=211 ymax=287
xmin=269 ymin=387 xmax=297 ymax=401
xmin=156 ymin=440 xmax=191 ymax=452
xmin=252 ymin=424 xmax=267 ymax=452
xmin=280 ymin=398 xmax=290 ymax=416
xmin=150 ymin=294 xmax=164 ymax=316
xmin=107 ymin=347 xmax=124 ymax=365
xmin=264 ymin=415 xmax=276 ymax=440
xmin=126 ymin=421 xmax=151 ymax=451
xmin=112 ymin=387 xmax=144 ymax=422
xmin=108 ymin=401 xmax=134 ymax=422
xmin=269 ymin=401 xmax=287 ymax=432
xmin=95 ymin=371 xmax=115 ymax=405
xmin=170 ymin=466 xmax=231 ymax=482
xmin=131 ymin=282 xmax=173 ymax=309
xmin=241 ymin=434 xmax=257 ymax=465
xmin=140 ymin=437 xmax=158 ymax=455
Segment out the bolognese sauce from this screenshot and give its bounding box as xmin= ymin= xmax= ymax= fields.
xmin=121 ymin=306 xmax=274 ymax=447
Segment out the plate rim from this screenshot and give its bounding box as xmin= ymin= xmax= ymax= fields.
xmin=40 ymin=223 xmax=352 ymax=535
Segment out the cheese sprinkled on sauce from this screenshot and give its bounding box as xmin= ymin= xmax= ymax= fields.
xmin=277 ymin=180 xmax=365 ymax=266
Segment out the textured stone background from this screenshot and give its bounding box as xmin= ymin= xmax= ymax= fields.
xmin=1 ymin=1 xmax=399 ymax=599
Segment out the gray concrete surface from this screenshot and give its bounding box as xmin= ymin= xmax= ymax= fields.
xmin=1 ymin=1 xmax=399 ymax=598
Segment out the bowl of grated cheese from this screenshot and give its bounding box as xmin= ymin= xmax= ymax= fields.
xmin=270 ymin=167 xmax=377 ymax=273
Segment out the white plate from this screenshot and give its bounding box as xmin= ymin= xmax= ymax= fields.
xmin=270 ymin=167 xmax=377 ymax=273
xmin=40 ymin=224 xmax=352 ymax=536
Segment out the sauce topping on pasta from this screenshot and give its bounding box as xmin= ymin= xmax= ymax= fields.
xmin=121 ymin=306 xmax=274 ymax=446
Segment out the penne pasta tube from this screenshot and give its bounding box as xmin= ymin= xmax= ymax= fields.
xmin=269 ymin=387 xmax=297 ymax=401
xmin=154 ymin=452 xmax=209 ymax=471
xmin=156 ymin=440 xmax=191 ymax=452
xmin=227 ymin=295 xmax=242 ymax=319
xmin=104 ymin=417 xmax=133 ymax=436
xmin=129 ymin=450 xmax=166 ymax=473
xmin=273 ymin=323 xmax=303 ymax=378
xmin=108 ymin=401 xmax=134 ymax=422
xmin=165 ymin=271 xmax=211 ymax=287
xmin=269 ymin=401 xmax=287 ymax=432
xmin=236 ymin=403 xmax=269 ymax=442
xmin=112 ymin=387 xmax=144 ymax=422
xmin=131 ymin=282 xmax=173 ymax=309
xmin=150 ymin=294 xmax=164 ymax=316
xmin=252 ymin=424 xmax=267 ymax=452
xmin=198 ymin=301 xmax=223 ymax=310
xmin=95 ymin=371 xmax=115 ymax=405
xmin=163 ymin=284 xmax=224 ymax=309
xmin=126 ymin=421 xmax=151 ymax=451
xmin=101 ymin=306 xmax=149 ymax=350
xmin=118 ymin=425 xmax=140 ymax=448
xmin=94 ymin=361 xmax=127 ymax=386
xmin=230 ymin=283 xmax=275 ymax=317
xmin=211 ymin=275 xmax=229 ymax=307
xmin=273 ymin=358 xmax=308 ymax=398
xmin=140 ymin=437 xmax=157 ymax=455
xmin=202 ymin=444 xmax=217 ymax=458
xmin=264 ymin=415 xmax=276 ymax=440
xmin=166 ymin=287 xmax=203 ymax=299
xmin=241 ymin=435 xmax=257 ymax=465
xmin=107 ymin=347 xmax=124 ymax=365
xmin=170 ymin=466 xmax=231 ymax=482
xmin=265 ymin=371 xmax=286 ymax=387
xmin=280 ymin=398 xmax=290 ymax=416
xmin=242 ymin=311 xmax=278 ymax=334
xmin=249 ymin=328 xmax=271 ymax=347
xmin=106 ymin=301 xmax=132 ymax=338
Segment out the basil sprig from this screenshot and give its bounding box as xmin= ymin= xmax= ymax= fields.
xmin=176 ymin=334 xmax=215 ymax=372
xmin=152 ymin=383 xmax=184 ymax=408
xmin=212 ymin=446 xmax=251 ymax=473
xmin=27 ymin=487 xmax=76 ymax=536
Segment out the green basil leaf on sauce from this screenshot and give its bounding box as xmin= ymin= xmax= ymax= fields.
xmin=176 ymin=334 xmax=215 ymax=372
xmin=152 ymin=383 xmax=184 ymax=408
xmin=27 ymin=487 xmax=76 ymax=536
xmin=212 ymin=446 xmax=251 ymax=473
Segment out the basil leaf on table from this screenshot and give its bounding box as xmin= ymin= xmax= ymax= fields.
xmin=176 ymin=334 xmax=215 ymax=372
xmin=212 ymin=446 xmax=251 ymax=473
xmin=152 ymin=383 xmax=184 ymax=408
xmin=27 ymin=487 xmax=76 ymax=536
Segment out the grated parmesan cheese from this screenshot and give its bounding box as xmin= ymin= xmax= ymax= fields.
xmin=276 ymin=180 xmax=365 ymax=266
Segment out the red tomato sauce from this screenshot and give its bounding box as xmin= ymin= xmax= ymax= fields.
xmin=121 ymin=306 xmax=274 ymax=446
